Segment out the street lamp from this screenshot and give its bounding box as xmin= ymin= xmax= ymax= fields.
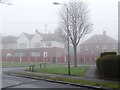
xmin=53 ymin=2 xmax=70 ymax=75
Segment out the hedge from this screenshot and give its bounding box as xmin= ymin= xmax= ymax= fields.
xmin=96 ymin=57 xmax=101 ymax=74
xmin=96 ymin=55 xmax=120 ymax=78
xmin=100 ymin=52 xmax=116 ymax=58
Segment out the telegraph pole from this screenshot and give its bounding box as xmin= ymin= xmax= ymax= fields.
xmin=53 ymin=2 xmax=70 ymax=75
xmin=45 ymin=24 xmax=47 ymax=63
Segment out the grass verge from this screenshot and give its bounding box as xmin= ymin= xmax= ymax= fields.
xmin=27 ymin=67 xmax=89 ymax=76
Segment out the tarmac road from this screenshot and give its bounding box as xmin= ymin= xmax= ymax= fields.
xmin=1 ymin=67 xmax=93 ymax=89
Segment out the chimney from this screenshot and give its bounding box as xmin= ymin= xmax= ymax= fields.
xmin=103 ymin=31 xmax=106 ymax=36
xmin=35 ymin=29 xmax=39 ymax=34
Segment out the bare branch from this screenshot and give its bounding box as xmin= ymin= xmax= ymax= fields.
xmin=57 ymin=2 xmax=93 ymax=67
xmin=0 ymin=0 xmax=12 ymax=5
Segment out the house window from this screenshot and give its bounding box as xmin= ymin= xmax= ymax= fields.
xmin=31 ymin=52 xmax=40 ymax=57
xmin=3 ymin=44 xmax=12 ymax=49
xmin=20 ymin=43 xmax=27 ymax=49
xmin=102 ymin=45 xmax=107 ymax=50
xmin=15 ymin=53 xmax=20 ymax=57
xmin=96 ymin=45 xmax=99 ymax=49
xmin=34 ymin=43 xmax=41 ymax=48
xmin=20 ymin=52 xmax=24 ymax=56
xmin=52 ymin=57 xmax=57 ymax=63
xmin=46 ymin=42 xmax=51 ymax=47
xmin=15 ymin=52 xmax=25 ymax=57
xmin=112 ymin=45 xmax=116 ymax=50
xmin=112 ymin=47 xmax=116 ymax=50
xmin=2 ymin=44 xmax=6 ymax=49
xmin=85 ymin=46 xmax=88 ymax=50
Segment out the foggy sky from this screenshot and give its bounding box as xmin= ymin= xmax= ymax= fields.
xmin=0 ymin=0 xmax=118 ymax=41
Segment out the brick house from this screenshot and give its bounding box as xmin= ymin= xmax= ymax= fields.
xmin=79 ymin=31 xmax=118 ymax=63
xmin=1 ymin=30 xmax=66 ymax=63
xmin=1 ymin=36 xmax=17 ymax=62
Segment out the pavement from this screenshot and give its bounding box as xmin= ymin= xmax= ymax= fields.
xmin=84 ymin=65 xmax=98 ymax=78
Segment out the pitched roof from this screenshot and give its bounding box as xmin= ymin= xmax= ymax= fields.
xmin=81 ymin=32 xmax=117 ymax=45
xmin=35 ymin=30 xmax=44 ymax=37
xmin=17 ymin=32 xmax=34 ymax=41
xmin=2 ymin=36 xmax=17 ymax=43
xmin=35 ymin=30 xmax=64 ymax=43
xmin=41 ymin=33 xmax=64 ymax=42
xmin=24 ymin=33 xmax=34 ymax=40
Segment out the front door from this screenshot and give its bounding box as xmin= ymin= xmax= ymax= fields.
xmin=52 ymin=57 xmax=56 ymax=63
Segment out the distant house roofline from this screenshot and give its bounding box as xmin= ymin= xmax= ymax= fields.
xmin=1 ymin=30 xmax=65 ymax=44
xmin=2 ymin=36 xmax=18 ymax=43
xmin=81 ymin=31 xmax=118 ymax=45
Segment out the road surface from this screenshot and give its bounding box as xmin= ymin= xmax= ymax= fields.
xmin=1 ymin=67 xmax=93 ymax=89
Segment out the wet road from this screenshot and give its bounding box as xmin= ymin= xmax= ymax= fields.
xmin=1 ymin=67 xmax=93 ymax=89
xmin=3 ymin=74 xmax=81 ymax=88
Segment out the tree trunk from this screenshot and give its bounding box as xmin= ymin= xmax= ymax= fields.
xmin=74 ymin=45 xmax=77 ymax=67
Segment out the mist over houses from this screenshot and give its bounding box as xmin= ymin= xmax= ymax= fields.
xmin=1 ymin=30 xmax=65 ymax=63
xmin=0 ymin=30 xmax=118 ymax=64
xmin=78 ymin=31 xmax=118 ymax=63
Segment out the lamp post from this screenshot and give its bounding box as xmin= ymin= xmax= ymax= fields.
xmin=53 ymin=2 xmax=70 ymax=75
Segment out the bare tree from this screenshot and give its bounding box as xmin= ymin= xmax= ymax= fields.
xmin=59 ymin=2 xmax=93 ymax=67
xmin=54 ymin=27 xmax=67 ymax=42
xmin=0 ymin=0 xmax=12 ymax=5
